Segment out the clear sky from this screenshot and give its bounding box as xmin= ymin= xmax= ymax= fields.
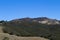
xmin=0 ymin=0 xmax=60 ymax=20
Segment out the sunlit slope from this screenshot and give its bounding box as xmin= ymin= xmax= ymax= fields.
xmin=0 ymin=24 xmax=49 ymax=40
xmin=0 ymin=33 xmax=49 ymax=40
xmin=0 ymin=25 xmax=4 ymax=33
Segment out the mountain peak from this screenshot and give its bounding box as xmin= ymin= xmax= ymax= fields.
xmin=9 ymin=17 xmax=60 ymax=25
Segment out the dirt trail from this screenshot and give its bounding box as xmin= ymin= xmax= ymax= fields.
xmin=0 ymin=33 xmax=49 ymax=40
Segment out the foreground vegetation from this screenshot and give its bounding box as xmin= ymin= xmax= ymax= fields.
xmin=0 ymin=19 xmax=60 ymax=40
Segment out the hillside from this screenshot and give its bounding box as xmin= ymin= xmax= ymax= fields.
xmin=0 ymin=17 xmax=60 ymax=40
xmin=0 ymin=33 xmax=49 ymax=40
xmin=0 ymin=25 xmax=49 ymax=40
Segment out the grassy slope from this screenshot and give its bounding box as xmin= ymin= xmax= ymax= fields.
xmin=1 ymin=21 xmax=60 ymax=40
xmin=4 ymin=23 xmax=60 ymax=40
xmin=0 ymin=33 xmax=49 ymax=40
xmin=0 ymin=25 xmax=49 ymax=40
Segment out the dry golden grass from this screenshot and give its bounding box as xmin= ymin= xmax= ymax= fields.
xmin=0 ymin=33 xmax=49 ymax=40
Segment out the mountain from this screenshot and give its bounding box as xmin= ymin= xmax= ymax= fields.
xmin=9 ymin=17 xmax=60 ymax=25
xmin=0 ymin=17 xmax=60 ymax=40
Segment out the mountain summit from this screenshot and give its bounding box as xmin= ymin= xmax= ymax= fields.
xmin=10 ymin=17 xmax=60 ymax=25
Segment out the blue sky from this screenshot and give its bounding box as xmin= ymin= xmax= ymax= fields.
xmin=0 ymin=0 xmax=60 ymax=20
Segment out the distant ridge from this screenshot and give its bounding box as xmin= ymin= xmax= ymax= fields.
xmin=9 ymin=17 xmax=60 ymax=25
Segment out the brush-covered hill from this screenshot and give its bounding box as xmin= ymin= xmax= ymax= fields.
xmin=0 ymin=25 xmax=49 ymax=40
xmin=0 ymin=17 xmax=60 ymax=40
